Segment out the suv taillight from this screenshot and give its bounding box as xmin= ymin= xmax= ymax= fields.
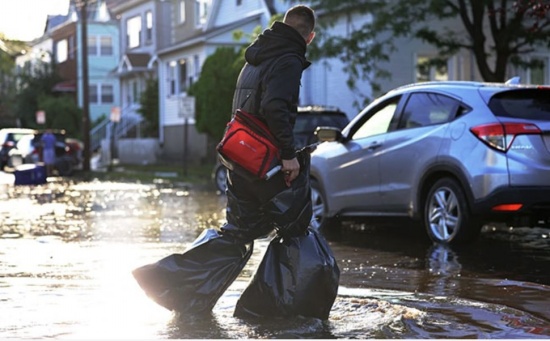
xmin=2 ymin=141 xmax=15 ymax=148
xmin=470 ymin=123 xmax=541 ymax=152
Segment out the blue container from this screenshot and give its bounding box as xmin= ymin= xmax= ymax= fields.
xmin=14 ymin=164 xmax=47 ymax=185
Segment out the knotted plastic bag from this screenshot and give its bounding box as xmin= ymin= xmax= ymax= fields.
xmin=132 ymin=228 xmax=253 ymax=314
xmin=234 ymin=228 xmax=339 ymax=320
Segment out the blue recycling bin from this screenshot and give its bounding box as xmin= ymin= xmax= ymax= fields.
xmin=14 ymin=164 xmax=47 ymax=185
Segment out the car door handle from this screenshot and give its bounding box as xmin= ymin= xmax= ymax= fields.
xmin=367 ymin=142 xmax=383 ymax=151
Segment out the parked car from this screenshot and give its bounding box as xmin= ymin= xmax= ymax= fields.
xmin=310 ymin=79 xmax=550 ymax=245
xmin=0 ymin=128 xmax=37 ymax=170
xmin=8 ymin=129 xmax=80 ymax=176
xmin=212 ymin=106 xmax=350 ymax=193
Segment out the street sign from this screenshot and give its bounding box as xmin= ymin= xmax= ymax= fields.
xmin=178 ymin=96 xmax=195 ymax=119
xmin=110 ymin=106 xmax=121 ymax=122
xmin=36 ymin=110 xmax=46 ymax=124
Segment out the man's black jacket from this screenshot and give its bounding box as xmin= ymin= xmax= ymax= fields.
xmin=231 ymin=21 xmax=311 ymax=160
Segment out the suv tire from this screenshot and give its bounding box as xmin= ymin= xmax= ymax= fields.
xmin=311 ymin=179 xmax=341 ymax=231
xmin=424 ymin=177 xmax=481 ymax=244
xmin=213 ymin=164 xmax=227 ymax=193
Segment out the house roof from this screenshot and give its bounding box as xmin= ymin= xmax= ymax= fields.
xmin=157 ymin=14 xmax=264 ymax=56
xmin=114 ymin=52 xmax=154 ymax=76
xmin=44 ymin=0 xmax=123 ymax=37
xmin=126 ymin=53 xmax=151 ymax=68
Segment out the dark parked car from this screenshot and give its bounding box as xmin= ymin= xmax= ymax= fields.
xmin=310 ymin=79 xmax=550 ymax=245
xmin=0 ymin=128 xmax=37 ymax=170
xmin=8 ymin=129 xmax=80 ymax=176
xmin=212 ymin=106 xmax=350 ymax=193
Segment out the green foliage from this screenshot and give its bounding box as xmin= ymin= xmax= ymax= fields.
xmin=14 ymin=60 xmax=63 ymax=128
xmin=38 ymin=95 xmax=82 ymax=138
xmin=0 ymin=39 xmax=25 ymax=127
xmin=188 ymin=47 xmax=243 ymax=140
xmin=138 ymin=78 xmax=159 ymax=137
xmin=37 ymin=95 xmax=82 ymax=138
xmin=305 ymin=0 xmax=550 ymax=106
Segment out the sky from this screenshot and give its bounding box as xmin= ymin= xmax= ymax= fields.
xmin=0 ymin=0 xmax=70 ymax=41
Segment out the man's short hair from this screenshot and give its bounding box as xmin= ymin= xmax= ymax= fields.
xmin=283 ymin=5 xmax=315 ymax=40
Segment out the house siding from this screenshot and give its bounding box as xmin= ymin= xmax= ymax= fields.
xmin=86 ymin=22 xmax=121 ymax=122
xmin=215 ymin=0 xmax=270 ymax=27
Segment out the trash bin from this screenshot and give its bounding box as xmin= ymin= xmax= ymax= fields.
xmin=14 ymin=164 xmax=47 ymax=185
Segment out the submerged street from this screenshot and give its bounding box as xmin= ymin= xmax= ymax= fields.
xmin=1 ymin=174 xmax=549 ymax=338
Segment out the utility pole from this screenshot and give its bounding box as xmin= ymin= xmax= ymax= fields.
xmin=80 ymin=0 xmax=91 ymax=171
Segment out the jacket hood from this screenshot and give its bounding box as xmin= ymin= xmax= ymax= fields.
xmin=244 ymin=21 xmax=310 ymax=67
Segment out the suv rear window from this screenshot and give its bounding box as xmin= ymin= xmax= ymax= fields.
xmin=489 ymin=89 xmax=550 ymax=120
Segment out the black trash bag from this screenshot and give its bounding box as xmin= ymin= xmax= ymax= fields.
xmin=234 ymin=228 xmax=340 ymax=320
xmin=132 ymin=228 xmax=253 ymax=314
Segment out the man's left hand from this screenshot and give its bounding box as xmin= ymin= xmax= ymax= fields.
xmin=281 ymin=157 xmax=300 ymax=187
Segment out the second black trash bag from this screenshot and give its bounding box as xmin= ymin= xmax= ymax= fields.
xmin=132 ymin=228 xmax=253 ymax=314
xmin=234 ymin=228 xmax=340 ymax=320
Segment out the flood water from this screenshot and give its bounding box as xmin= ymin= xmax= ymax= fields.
xmin=1 ymin=175 xmax=549 ymax=339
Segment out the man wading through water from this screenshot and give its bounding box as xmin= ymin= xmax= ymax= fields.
xmin=132 ymin=5 xmax=341 ymax=318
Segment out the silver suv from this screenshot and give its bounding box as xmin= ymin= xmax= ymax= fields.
xmin=310 ymin=80 xmax=550 ymax=244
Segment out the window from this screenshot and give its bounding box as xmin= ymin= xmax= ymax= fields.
xmin=90 ymin=84 xmax=114 ymax=104
xmin=88 ymin=36 xmax=98 ymax=55
xmin=179 ymin=58 xmax=188 ymax=92
xmin=399 ymin=93 xmax=457 ymax=130
xmin=126 ymin=80 xmax=140 ymax=104
xmin=489 ymin=89 xmax=550 ymax=121
xmin=527 ymin=57 xmax=548 ymax=85
xmin=352 ymin=99 xmax=399 ymax=140
xmin=168 ymin=61 xmax=177 ymax=95
xmin=100 ymin=36 xmax=113 ymax=55
xmin=194 ymin=55 xmax=200 ymax=78
xmin=88 ymin=36 xmax=113 ymax=56
xmin=89 ymin=84 xmax=98 ymax=104
xmin=179 ymin=0 xmax=186 ymax=24
xmin=101 ymin=84 xmax=114 ymax=104
xmin=127 ymin=16 xmax=142 ymax=48
xmin=146 ymin=11 xmax=153 ymax=42
xmin=133 ymin=81 xmax=141 ymax=103
xmin=56 ymin=39 xmax=68 ymax=63
xmin=195 ymin=0 xmax=211 ymax=26
xmin=69 ymin=35 xmax=75 ymax=59
xmin=416 ymin=56 xmax=448 ymax=82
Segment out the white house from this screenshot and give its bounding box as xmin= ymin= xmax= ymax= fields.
xmin=155 ymin=0 xmax=278 ymax=163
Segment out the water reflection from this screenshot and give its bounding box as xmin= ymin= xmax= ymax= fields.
xmin=1 ymin=179 xmax=549 ymax=338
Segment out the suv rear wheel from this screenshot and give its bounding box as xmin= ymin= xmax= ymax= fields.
xmin=424 ymin=177 xmax=481 ymax=244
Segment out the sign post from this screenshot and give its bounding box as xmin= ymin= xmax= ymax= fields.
xmin=109 ymin=106 xmax=121 ymax=171
xmin=179 ymin=97 xmax=195 ymax=177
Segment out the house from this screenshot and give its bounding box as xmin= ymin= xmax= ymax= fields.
xmin=49 ymin=0 xmax=122 ymax=124
xmin=110 ymin=0 xmax=171 ymax=125
xmin=15 ymin=0 xmax=122 ymax=128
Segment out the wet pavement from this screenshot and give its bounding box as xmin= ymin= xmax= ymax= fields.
xmin=1 ymin=174 xmax=549 ymax=338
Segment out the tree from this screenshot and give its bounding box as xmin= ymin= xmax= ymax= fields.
xmin=0 ymin=36 xmax=27 ymax=127
xmin=305 ymin=0 xmax=550 ymax=104
xmin=188 ymin=47 xmax=243 ymax=141
xmin=14 ymin=60 xmax=62 ymax=128
xmin=37 ymin=95 xmax=82 ymax=138
xmin=138 ymin=78 xmax=159 ymax=137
